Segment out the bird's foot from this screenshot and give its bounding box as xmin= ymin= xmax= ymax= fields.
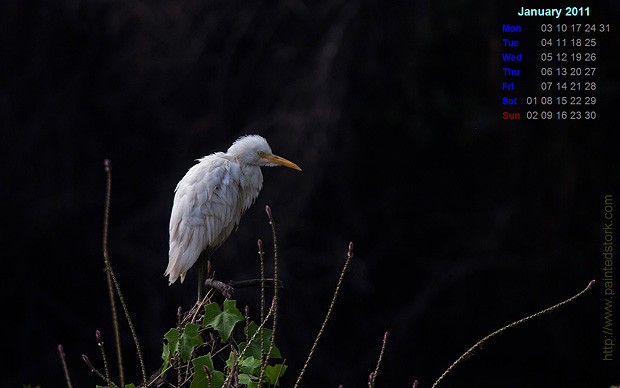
xmin=204 ymin=278 xmax=234 ymax=299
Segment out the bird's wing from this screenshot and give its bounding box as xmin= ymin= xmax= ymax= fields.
xmin=165 ymin=155 xmax=243 ymax=284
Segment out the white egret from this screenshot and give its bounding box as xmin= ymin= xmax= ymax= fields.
xmin=165 ymin=135 xmax=301 ymax=300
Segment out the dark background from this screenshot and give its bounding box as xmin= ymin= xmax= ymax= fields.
xmin=2 ymin=0 xmax=619 ymax=387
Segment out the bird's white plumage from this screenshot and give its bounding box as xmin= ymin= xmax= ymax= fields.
xmin=165 ymin=135 xmax=300 ymax=286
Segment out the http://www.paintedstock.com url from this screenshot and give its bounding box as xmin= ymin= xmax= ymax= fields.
xmin=602 ymin=194 xmax=614 ymax=362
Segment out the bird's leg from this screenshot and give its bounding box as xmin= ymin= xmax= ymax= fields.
xmin=197 ymin=251 xmax=210 ymax=303
xmin=197 ymin=258 xmax=203 ymax=303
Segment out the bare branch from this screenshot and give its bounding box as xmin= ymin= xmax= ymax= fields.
xmin=294 ymin=242 xmax=354 ymax=388
xmin=432 ymin=279 xmax=596 ymax=388
xmin=58 ymin=344 xmax=73 ymax=388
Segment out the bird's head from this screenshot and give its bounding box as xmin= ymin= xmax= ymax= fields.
xmin=228 ymin=135 xmax=302 ymax=170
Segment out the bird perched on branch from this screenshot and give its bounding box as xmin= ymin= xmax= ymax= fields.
xmin=165 ymin=135 xmax=301 ymax=301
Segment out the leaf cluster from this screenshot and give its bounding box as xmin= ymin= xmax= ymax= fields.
xmin=160 ymin=300 xmax=286 ymax=388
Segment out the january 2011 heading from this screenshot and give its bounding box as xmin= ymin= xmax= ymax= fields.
xmin=518 ymin=7 xmax=590 ymax=18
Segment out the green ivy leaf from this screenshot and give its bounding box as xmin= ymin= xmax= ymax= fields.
xmin=180 ymin=323 xmax=204 ymax=362
xmin=202 ymin=300 xmax=244 ymax=342
xmin=237 ymin=341 xmax=260 ymax=360
xmin=125 ymin=385 xmax=137 ymax=388
xmin=203 ymin=302 xmax=221 ymax=323
xmin=162 ymin=342 xmax=170 ymax=361
xmin=244 ymin=320 xmax=259 ymax=339
xmin=225 ymin=352 xmax=262 ymax=373
xmin=238 ymin=373 xmax=259 ymax=385
xmin=161 ymin=343 xmax=170 ymax=376
xmin=263 ymin=364 xmax=288 ymax=386
xmin=243 ymin=321 xmax=281 ymax=359
xmin=161 ymin=328 xmax=180 ymax=375
xmin=239 ymin=356 xmax=262 ymax=374
xmin=190 ymin=354 xmax=225 ymax=388
xmin=165 ymin=328 xmax=180 ymax=355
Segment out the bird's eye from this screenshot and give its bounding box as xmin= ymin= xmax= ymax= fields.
xmin=257 ymin=151 xmax=264 ymax=156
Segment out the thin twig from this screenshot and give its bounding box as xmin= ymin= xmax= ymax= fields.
xmin=102 ymin=159 xmax=124 ymax=388
xmin=369 ymin=331 xmax=388 ymax=388
xmin=204 ymin=365 xmax=213 ymax=388
xmin=259 ymin=206 xmax=279 ymax=387
xmin=245 ymin=305 xmax=251 ymax=338
xmin=82 ymin=354 xmax=117 ymax=387
xmin=293 ymin=242 xmax=354 ymax=388
xmin=274 ymin=358 xmax=286 ymax=387
xmin=224 ymin=300 xmax=276 ymax=387
xmin=58 ymin=344 xmax=73 ymax=388
xmin=226 ymin=349 xmax=236 ymax=388
xmin=188 ymin=287 xmax=216 ymax=325
xmin=241 ymin=301 xmax=275 ymax=354
xmin=102 ymin=159 xmax=148 ymax=385
xmin=96 ymin=330 xmax=111 ymax=384
xmin=177 ymin=306 xmax=183 ymax=387
xmin=228 ymin=278 xmax=283 ymax=289
xmin=431 ymin=279 xmax=596 ymax=388
xmin=258 ymin=239 xmax=266 ymax=383
xmin=211 ymin=343 xmax=232 ymax=359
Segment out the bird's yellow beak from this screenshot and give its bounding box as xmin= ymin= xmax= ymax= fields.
xmin=263 ymin=153 xmax=302 ymax=171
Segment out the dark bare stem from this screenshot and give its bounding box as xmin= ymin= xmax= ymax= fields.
xmin=225 ymin=301 xmax=275 ymax=387
xmin=369 ymin=331 xmax=388 ymax=388
xmin=224 ymin=347 xmax=237 ymax=387
xmin=83 ymin=354 xmax=116 ymax=387
xmin=259 ymin=206 xmax=279 ymax=387
xmin=58 ymin=344 xmax=73 ymax=388
xmin=102 ymin=159 xmax=124 ymax=388
xmin=228 ymin=279 xmax=283 ymax=289
xmin=102 ymin=159 xmax=147 ymax=385
xmin=204 ymin=365 xmax=213 ymax=388
xmin=177 ymin=306 xmax=183 ymax=388
xmin=274 ymin=359 xmax=286 ymax=387
xmin=258 ymin=239 xmax=266 ymax=381
xmin=211 ymin=343 xmax=232 ymax=359
xmin=293 ymin=242 xmax=354 ymax=388
xmin=96 ymin=330 xmax=111 ymax=384
xmin=239 ymin=300 xmax=274 ymax=359
xmin=204 ymin=278 xmax=234 ymax=299
xmin=431 ymin=279 xmax=596 ymax=388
